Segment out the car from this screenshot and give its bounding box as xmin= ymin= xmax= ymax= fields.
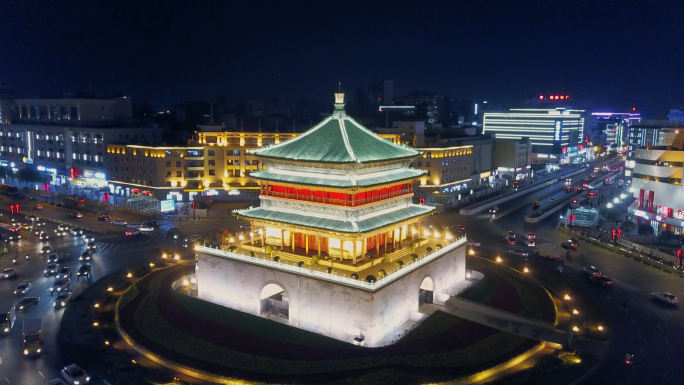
xmin=57 ymin=266 xmax=73 ymax=279
xmin=54 ymin=229 xmax=67 ymax=237
xmin=44 ymin=263 xmax=60 ymax=276
xmin=651 ymin=292 xmax=679 ymax=305
xmin=39 ymin=231 xmax=50 ymax=240
xmin=86 ymin=241 xmax=96 ymax=250
xmin=53 ymin=292 xmax=72 ymax=309
xmin=582 ymin=265 xmax=602 ymax=276
xmin=506 ymin=231 xmax=516 ymax=239
xmin=549 ymin=197 xmax=556 ymax=202
xmin=561 ymin=240 xmax=578 ymax=249
xmin=573 ymin=186 xmax=581 ymax=191
xmin=112 ymin=219 xmax=128 ymax=226
xmin=77 ymin=264 xmax=92 ymax=280
xmin=35 ymin=205 xmax=44 ymax=210
xmin=20 ymin=222 xmax=31 ymax=230
xmin=127 ymin=223 xmax=140 ymax=229
xmin=563 ymin=186 xmax=572 ymax=192
xmin=144 ymin=220 xmax=159 ymax=228
xmin=14 ymin=282 xmax=31 ymax=295
xmin=590 ymin=275 xmax=614 ymax=286
xmin=139 ymin=224 xmax=155 ymax=232
xmin=41 ymin=245 xmax=52 ymax=254
xmin=1 ymin=267 xmax=16 ymax=279
xmin=50 ymin=278 xmax=71 ymax=294
xmin=183 ymin=235 xmax=203 ymax=247
xmin=70 ymin=212 xmax=83 ymax=218
xmin=47 ymin=253 xmax=60 ymax=263
xmin=14 ymin=297 xmax=39 ymax=311
xmin=532 ymin=201 xmax=540 ymax=210
xmin=505 ymin=236 xmax=516 ymax=244
xmin=79 ymin=250 xmax=92 ymax=261
xmin=98 ymin=215 xmax=111 ymax=222
xmin=70 ymin=228 xmax=84 ymax=235
xmin=582 ymin=177 xmax=589 ymax=181
xmin=526 ymin=233 xmax=536 ymax=240
xmin=168 ymin=227 xmax=182 ymax=239
xmin=125 ymin=229 xmax=140 ymax=236
xmin=57 ymin=224 xmax=69 ymax=231
xmin=525 ymin=239 xmax=536 ymax=247
xmin=509 ymin=249 xmax=529 ymax=258
xmin=61 ymin=364 xmax=91 ymax=385
xmin=82 ymin=233 xmax=95 ymax=242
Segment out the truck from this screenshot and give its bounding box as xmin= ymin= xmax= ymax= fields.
xmin=0 ymin=301 xmax=16 ymax=335
xmin=537 ymin=243 xmax=561 ymax=259
xmin=22 ymin=319 xmax=42 ymax=356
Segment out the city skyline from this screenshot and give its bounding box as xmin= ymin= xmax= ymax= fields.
xmin=1 ymin=1 xmax=683 ymax=115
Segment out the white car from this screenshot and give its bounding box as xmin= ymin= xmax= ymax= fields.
xmin=125 ymin=229 xmax=140 ymax=236
xmin=525 ymin=240 xmax=536 ymax=247
xmin=112 ymin=219 xmax=128 ymax=226
xmin=652 ymin=292 xmax=679 ymax=305
xmin=139 ymin=224 xmax=155 ymax=232
xmin=14 ymin=282 xmax=31 ymax=295
xmin=61 ymin=364 xmax=90 ymax=384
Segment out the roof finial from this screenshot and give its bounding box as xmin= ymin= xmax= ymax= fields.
xmin=338 ymin=82 xmax=341 ymax=91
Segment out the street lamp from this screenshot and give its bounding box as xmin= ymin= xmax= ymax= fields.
xmin=564 ymin=294 xmax=572 ymax=301
xmin=495 ymin=256 xmax=502 ymax=263
xmin=523 ymin=267 xmax=530 ymax=273
xmin=613 ymin=197 xmax=620 ymax=204
xmin=606 ymin=203 xmax=613 ymax=208
xmin=572 ymin=309 xmax=579 ymax=315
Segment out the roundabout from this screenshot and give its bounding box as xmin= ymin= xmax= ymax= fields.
xmin=112 ymin=260 xmax=563 ymax=385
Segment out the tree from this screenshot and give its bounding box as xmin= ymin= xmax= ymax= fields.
xmin=14 ymin=168 xmax=44 ymax=184
xmin=604 ymin=208 xmax=622 ymax=223
xmin=637 ymin=223 xmax=655 ymax=236
xmin=378 ymin=269 xmax=387 ymax=278
xmin=265 ymin=245 xmax=274 ymax=258
xmin=620 ymin=220 xmax=637 ymax=233
xmin=395 ymin=261 xmax=404 ymax=269
xmin=381 ymin=252 xmax=390 ymax=263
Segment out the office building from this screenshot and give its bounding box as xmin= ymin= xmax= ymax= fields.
xmin=483 ymin=108 xmax=586 ymax=164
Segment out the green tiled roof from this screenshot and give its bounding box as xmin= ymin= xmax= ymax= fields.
xmin=250 ymin=168 xmax=425 ymax=188
xmin=235 ymin=204 xmax=434 ymax=233
xmin=251 ymin=101 xmax=420 ymax=163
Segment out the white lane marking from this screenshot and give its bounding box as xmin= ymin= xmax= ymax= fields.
xmin=38 ymin=371 xmax=44 ymax=378
xmin=0 ymin=357 xmax=2 ymax=364
xmin=4 ymin=377 xmax=9 ymax=384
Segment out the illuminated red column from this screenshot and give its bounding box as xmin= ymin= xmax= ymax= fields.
xmin=648 ymin=191 xmax=655 ymax=213
xmin=639 ymin=189 xmax=645 ymax=210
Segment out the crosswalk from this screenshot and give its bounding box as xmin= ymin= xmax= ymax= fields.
xmin=95 ymin=231 xmax=172 ymax=253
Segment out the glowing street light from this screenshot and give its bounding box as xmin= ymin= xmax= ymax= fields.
xmin=606 ymin=203 xmax=613 ymax=208
xmin=238 ymin=234 xmax=244 ymax=241
xmin=107 ymin=287 xmax=113 ymax=292
xmin=93 ymin=322 xmax=100 ymax=327
xmin=445 ymin=233 xmax=452 ymax=240
xmin=564 ymin=294 xmax=572 ymax=301
xmin=613 ymin=197 xmax=620 ymax=204
xmin=94 ymin=303 xmax=100 ymax=308
xmin=126 ymin=272 xmax=133 ymax=278
xmin=433 ymin=231 xmax=440 ymax=238
xmin=423 ymin=229 xmax=431 ymax=237
xmin=469 ymin=249 xmax=475 ymax=255
xmin=572 ymin=326 xmax=580 ymax=332
xmin=523 ymin=267 xmax=530 ymax=273
xmin=620 ymin=193 xmax=627 ymax=199
xmin=572 ymin=309 xmax=579 ymax=315
xmin=597 ymin=325 xmax=604 ymax=331
xmin=495 ymin=256 xmax=502 ymax=263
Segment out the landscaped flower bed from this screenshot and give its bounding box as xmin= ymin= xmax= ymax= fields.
xmin=117 ymin=265 xmax=540 ymax=384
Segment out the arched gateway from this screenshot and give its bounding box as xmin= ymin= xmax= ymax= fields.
xmin=260 ymin=283 xmax=289 ymax=320
xmin=419 ymin=276 xmax=434 ymax=306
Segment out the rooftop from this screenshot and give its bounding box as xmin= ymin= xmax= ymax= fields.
xmin=250 ymin=93 xmax=420 ymax=164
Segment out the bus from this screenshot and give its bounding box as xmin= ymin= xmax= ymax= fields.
xmin=0 ymin=301 xmax=16 ymax=335
xmin=63 ymin=197 xmax=85 ymax=209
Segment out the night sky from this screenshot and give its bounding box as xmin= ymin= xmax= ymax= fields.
xmin=1 ymin=0 xmax=683 ymax=114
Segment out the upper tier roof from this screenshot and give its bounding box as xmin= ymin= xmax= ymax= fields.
xmin=250 ymin=93 xmax=420 ymax=164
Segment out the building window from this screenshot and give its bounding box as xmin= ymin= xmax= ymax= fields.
xmin=208 ymin=160 xmax=215 ymax=166
xmin=245 ymin=160 xmax=251 ymax=165
xmin=176 ymin=171 xmax=182 ymax=177
xmin=176 ymin=161 xmax=181 ymax=167
xmin=166 ymin=171 xmax=171 ymax=177
xmin=235 ymin=160 xmax=240 ymax=165
xmin=208 ymin=150 xmax=215 ymax=156
xmin=208 ymin=170 xmax=215 ymax=175
xmin=165 ymin=161 xmax=171 ymax=167
xmin=234 ymin=150 xmax=240 ymax=155
xmin=166 ymin=181 xmax=172 ymax=187
xmin=226 ymin=160 xmax=233 ymax=165
xmin=70 ymin=106 xmax=78 ymax=120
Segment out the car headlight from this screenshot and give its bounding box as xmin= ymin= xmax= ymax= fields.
xmin=86 ymin=376 xmax=90 ymax=381
xmin=61 ymin=301 xmax=66 ymax=306
xmin=50 ymin=288 xmax=54 ymax=291
xmin=36 ymin=348 xmax=41 ymax=353
xmin=13 ymin=291 xmax=17 ymax=294
xmin=3 ymin=328 xmax=8 ymax=332
xmin=23 ymin=349 xmax=28 ymax=355
xmin=19 ymin=306 xmax=23 ymax=309
xmin=74 ymin=381 xmax=79 ymax=385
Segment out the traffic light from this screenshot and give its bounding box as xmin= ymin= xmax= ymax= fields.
xmin=617 ymin=229 xmax=622 ymax=238
xmin=611 ymin=229 xmax=617 ymax=239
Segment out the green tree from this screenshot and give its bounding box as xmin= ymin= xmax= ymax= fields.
xmin=265 ymin=245 xmax=274 ymax=258
xmin=620 ymin=220 xmax=637 ymax=233
xmin=604 ymin=208 xmax=622 ymax=223
xmin=15 ymin=168 xmax=44 ymax=183
xmin=381 ymin=252 xmax=391 ymax=263
xmin=637 ymin=223 xmax=655 ymax=236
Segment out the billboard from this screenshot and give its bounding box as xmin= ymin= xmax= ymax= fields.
xmin=160 ymin=199 xmax=175 ymax=213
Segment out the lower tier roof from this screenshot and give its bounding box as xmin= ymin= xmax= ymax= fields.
xmin=234 ymin=204 xmax=434 ymax=234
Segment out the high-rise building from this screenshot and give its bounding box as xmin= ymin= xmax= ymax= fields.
xmin=483 ymin=108 xmax=585 ymax=164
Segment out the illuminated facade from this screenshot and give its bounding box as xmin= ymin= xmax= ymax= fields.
xmin=196 ymin=93 xmax=467 ymax=347
xmin=628 ymin=131 xmax=684 ymax=234
xmin=483 ymin=108 xmax=585 ymax=163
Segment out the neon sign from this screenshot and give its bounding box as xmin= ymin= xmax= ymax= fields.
xmin=554 ymin=121 xmax=562 ymax=141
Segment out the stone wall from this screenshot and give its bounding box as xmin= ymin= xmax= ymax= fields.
xmin=196 ymin=244 xmax=466 ymax=347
